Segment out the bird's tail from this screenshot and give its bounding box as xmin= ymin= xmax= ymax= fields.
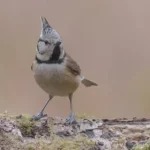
xmin=81 ymin=77 xmax=98 ymax=87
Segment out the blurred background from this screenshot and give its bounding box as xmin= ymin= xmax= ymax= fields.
xmin=0 ymin=0 xmax=150 ymax=118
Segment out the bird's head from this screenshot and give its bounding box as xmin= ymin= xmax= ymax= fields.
xmin=36 ymin=17 xmax=63 ymax=62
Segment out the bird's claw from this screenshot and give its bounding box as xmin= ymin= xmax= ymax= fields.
xmin=66 ymin=113 xmax=75 ymax=124
xmin=32 ymin=111 xmax=47 ymax=120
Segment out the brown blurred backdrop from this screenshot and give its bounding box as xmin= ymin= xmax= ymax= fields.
xmin=0 ymin=0 xmax=150 ymax=118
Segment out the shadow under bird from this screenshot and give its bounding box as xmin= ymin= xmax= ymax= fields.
xmin=31 ymin=16 xmax=98 ymax=124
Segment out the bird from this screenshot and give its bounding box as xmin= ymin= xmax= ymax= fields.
xmin=31 ymin=16 xmax=98 ymax=124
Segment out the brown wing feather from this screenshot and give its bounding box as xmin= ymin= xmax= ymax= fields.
xmin=66 ymin=53 xmax=81 ymax=76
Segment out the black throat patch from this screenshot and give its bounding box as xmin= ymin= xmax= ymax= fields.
xmin=36 ymin=42 xmax=66 ymax=64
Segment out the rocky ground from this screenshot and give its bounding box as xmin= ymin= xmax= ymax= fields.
xmin=0 ymin=113 xmax=150 ymax=150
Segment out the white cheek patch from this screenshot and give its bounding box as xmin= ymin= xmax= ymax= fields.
xmin=37 ymin=52 xmax=50 ymax=61
xmin=36 ymin=42 xmax=54 ymax=61
xmin=38 ymin=42 xmax=46 ymax=54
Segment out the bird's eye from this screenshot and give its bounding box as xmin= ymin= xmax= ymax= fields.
xmin=45 ymin=41 xmax=49 ymax=45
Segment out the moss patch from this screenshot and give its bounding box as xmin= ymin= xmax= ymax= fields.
xmin=132 ymin=143 xmax=150 ymax=150
xmin=17 ymin=114 xmax=35 ymax=137
xmin=75 ymin=113 xmax=95 ymax=120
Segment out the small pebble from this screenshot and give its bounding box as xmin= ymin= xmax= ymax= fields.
xmin=126 ymin=141 xmax=136 ymax=150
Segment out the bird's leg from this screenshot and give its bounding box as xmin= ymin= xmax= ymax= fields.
xmin=66 ymin=94 xmax=75 ymax=124
xmin=32 ymin=95 xmax=53 ymax=120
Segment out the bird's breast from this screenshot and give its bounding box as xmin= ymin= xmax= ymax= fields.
xmin=32 ymin=62 xmax=80 ymax=96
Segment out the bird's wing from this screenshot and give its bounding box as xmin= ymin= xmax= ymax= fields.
xmin=65 ymin=53 xmax=81 ymax=76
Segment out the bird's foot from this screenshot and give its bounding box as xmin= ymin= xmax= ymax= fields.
xmin=32 ymin=111 xmax=47 ymax=120
xmin=66 ymin=112 xmax=75 ymax=124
